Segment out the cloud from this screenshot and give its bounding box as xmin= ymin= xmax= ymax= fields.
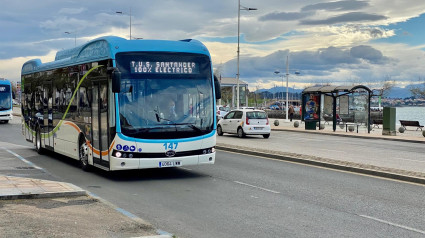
xmin=301 ymin=0 xmax=369 ymax=12
xmin=350 ymin=45 xmax=389 ymax=63
xmin=259 ymin=12 xmax=310 ymax=21
xmin=58 ymin=8 xmax=87 ymax=15
xmin=218 ymin=45 xmax=392 ymax=87
xmin=301 ymin=12 xmax=388 ymax=25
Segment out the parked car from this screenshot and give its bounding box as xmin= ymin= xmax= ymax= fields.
xmin=216 ymin=105 xmax=230 ymax=121
xmin=269 ymin=105 xmax=280 ymax=110
xmin=217 ymin=108 xmax=271 ymax=138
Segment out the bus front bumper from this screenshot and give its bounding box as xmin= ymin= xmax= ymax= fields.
xmin=109 ymin=152 xmax=216 ymax=171
xmin=0 ymin=113 xmax=13 ymax=121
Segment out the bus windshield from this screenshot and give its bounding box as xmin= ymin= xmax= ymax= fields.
xmin=0 ymin=85 xmax=11 ymax=110
xmin=116 ymin=52 xmax=214 ymax=139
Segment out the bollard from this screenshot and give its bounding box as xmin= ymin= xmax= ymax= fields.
xmin=398 ymin=127 xmax=405 ymax=133
xmin=274 ymin=120 xmax=279 ymax=126
xmin=294 ymin=121 xmax=299 ymax=128
xmin=348 ymin=125 xmax=355 ymax=132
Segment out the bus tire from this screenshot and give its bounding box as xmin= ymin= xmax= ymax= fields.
xmin=217 ymin=125 xmax=223 ymax=136
xmin=79 ymin=137 xmax=91 ymax=172
xmin=35 ymin=128 xmax=44 ymax=154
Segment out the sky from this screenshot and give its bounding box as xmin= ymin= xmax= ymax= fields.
xmin=1 ymin=0 xmax=425 ymax=93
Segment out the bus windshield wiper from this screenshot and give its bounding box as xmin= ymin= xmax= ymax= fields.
xmin=123 ymin=127 xmax=152 ymax=135
xmin=163 ymin=123 xmax=203 ymax=132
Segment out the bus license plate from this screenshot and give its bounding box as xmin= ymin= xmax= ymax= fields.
xmin=159 ymin=161 xmax=182 ymax=168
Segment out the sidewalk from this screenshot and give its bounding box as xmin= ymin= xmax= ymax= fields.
xmin=270 ymin=118 xmax=425 ymax=143
xmin=217 ymin=118 xmax=425 ymax=185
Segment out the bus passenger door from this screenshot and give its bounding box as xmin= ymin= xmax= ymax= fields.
xmin=23 ymin=83 xmax=33 ymax=142
xmin=43 ymin=82 xmax=53 ymax=149
xmin=92 ymin=80 xmax=109 ymax=168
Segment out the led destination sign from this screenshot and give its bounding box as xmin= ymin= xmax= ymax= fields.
xmin=0 ymin=86 xmax=10 ymax=92
xmin=130 ymin=61 xmax=199 ymax=74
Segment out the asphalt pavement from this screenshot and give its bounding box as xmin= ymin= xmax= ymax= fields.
xmin=217 ymin=118 xmax=425 ymax=184
xmin=1 ymin=107 xmax=424 ymax=237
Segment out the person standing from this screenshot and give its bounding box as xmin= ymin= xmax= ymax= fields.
xmin=289 ymin=105 xmax=295 ymax=122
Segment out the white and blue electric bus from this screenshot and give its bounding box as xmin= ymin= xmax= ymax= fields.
xmin=21 ymin=36 xmax=221 ymax=171
xmin=0 ymin=79 xmax=13 ymax=123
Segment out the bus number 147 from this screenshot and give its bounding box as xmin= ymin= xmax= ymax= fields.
xmin=163 ymin=143 xmax=178 ymax=150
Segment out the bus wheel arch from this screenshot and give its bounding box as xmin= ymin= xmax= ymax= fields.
xmin=78 ymin=134 xmax=91 ymax=171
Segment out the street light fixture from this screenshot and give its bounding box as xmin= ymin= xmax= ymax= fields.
xmin=237 ymin=0 xmax=257 ymax=109
xmin=116 ymin=8 xmax=132 ymax=40
xmin=64 ymin=32 xmax=76 ymax=47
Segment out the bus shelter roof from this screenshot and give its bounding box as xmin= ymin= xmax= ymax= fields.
xmin=302 ymin=85 xmax=372 ymax=94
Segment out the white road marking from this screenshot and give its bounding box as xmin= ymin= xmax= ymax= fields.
xmin=234 ymin=181 xmax=280 ymax=194
xmin=359 ymin=215 xmax=425 ymax=235
xmin=3 ymin=148 xmax=44 ymax=171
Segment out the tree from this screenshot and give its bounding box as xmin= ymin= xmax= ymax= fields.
xmin=410 ymin=77 xmax=425 ymax=99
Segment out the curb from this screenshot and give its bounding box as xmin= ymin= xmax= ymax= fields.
xmin=0 ymin=190 xmax=87 ymax=200
xmin=216 ymin=145 xmax=425 ymax=185
xmin=272 ymin=128 xmax=425 ymax=144
xmin=0 ymin=182 xmax=87 ymax=200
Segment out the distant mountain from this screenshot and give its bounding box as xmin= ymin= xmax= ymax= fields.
xmin=386 ymin=86 xmax=413 ymax=99
xmin=256 ymin=87 xmax=303 ymax=94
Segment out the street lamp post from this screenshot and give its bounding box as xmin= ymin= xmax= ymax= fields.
xmin=285 ymin=55 xmax=289 ymax=122
xmin=116 ymin=8 xmax=132 ymax=40
xmin=64 ymin=32 xmax=76 ymax=47
xmin=237 ymin=0 xmax=257 ymax=109
xmin=275 ymin=55 xmax=298 ymax=122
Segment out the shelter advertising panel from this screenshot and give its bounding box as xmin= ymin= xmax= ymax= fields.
xmin=303 ymin=93 xmax=320 ymax=121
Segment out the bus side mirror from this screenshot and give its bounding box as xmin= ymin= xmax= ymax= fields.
xmin=112 ymin=69 xmax=121 ymax=93
xmin=214 ymin=75 xmax=221 ymax=100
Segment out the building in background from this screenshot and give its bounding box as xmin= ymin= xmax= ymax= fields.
xmin=218 ymin=76 xmax=249 ymax=109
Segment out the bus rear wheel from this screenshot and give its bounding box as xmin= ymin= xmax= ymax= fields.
xmin=79 ymin=139 xmax=91 ymax=172
xmin=35 ymin=128 xmax=44 ymax=154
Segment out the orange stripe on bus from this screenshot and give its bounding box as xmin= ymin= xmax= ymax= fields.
xmin=63 ymin=121 xmax=115 ymax=156
xmin=64 ymin=121 xmax=81 ymax=133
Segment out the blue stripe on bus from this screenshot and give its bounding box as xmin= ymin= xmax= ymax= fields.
xmin=116 ymin=130 xmax=216 ymax=143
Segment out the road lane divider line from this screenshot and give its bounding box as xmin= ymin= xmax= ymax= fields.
xmin=3 ymin=148 xmax=46 ymax=172
xmin=233 ymin=181 xmax=280 ymax=194
xmin=359 ymin=215 xmax=425 ymax=235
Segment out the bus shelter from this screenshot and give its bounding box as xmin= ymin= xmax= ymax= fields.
xmin=302 ymin=85 xmax=372 ymax=133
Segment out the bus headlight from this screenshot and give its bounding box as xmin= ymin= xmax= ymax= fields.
xmin=115 ymin=151 xmax=122 ymax=158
